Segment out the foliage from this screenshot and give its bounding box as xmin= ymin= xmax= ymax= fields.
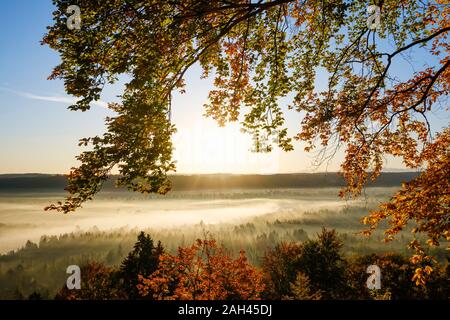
xmin=55 ymin=262 xmax=124 ymax=300
xmin=2 ymin=228 xmax=448 ymax=300
xmin=137 ymin=237 xmax=265 ymax=300
xmin=283 ymin=272 xmax=322 ymax=300
xmin=262 ymin=242 xmax=303 ymax=299
xmin=54 ymin=232 xmax=163 ymax=300
xmin=41 ymin=1 xmax=450 ymax=285
xmin=41 ymin=1 xmax=449 ymax=284
xmin=346 ymin=253 xmax=449 ymax=300
xmin=296 ymin=228 xmax=349 ymax=299
xmin=362 ymin=129 xmax=450 ymax=285
xmin=117 ymin=232 xmax=164 ymax=298
xmin=262 ymin=228 xmax=349 ymax=299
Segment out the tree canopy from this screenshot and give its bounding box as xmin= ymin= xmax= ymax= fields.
xmin=118 ymin=231 xmax=164 ymax=298
xmin=42 ymin=0 xmax=449 ymax=283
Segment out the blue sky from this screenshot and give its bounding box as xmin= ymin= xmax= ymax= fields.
xmin=0 ymin=0 xmax=307 ymax=174
xmin=0 ymin=1 xmax=113 ymax=173
xmin=0 ymin=1 xmax=447 ymax=174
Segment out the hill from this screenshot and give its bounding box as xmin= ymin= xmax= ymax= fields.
xmin=0 ymin=172 xmax=418 ymax=193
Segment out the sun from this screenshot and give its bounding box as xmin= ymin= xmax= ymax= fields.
xmin=173 ymin=118 xmax=280 ymax=174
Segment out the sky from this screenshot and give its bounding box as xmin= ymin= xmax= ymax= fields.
xmin=0 ymin=1 xmax=447 ymax=175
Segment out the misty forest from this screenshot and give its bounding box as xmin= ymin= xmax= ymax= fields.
xmin=1 ymin=0 xmax=449 ymax=301
xmin=0 ymin=174 xmax=448 ymax=299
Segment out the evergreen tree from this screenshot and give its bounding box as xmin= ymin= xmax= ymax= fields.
xmin=117 ymin=232 xmax=163 ymax=299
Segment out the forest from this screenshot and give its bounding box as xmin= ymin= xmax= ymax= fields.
xmin=1 ymin=194 xmax=448 ymax=300
xmin=38 ymin=0 xmax=450 ymax=291
xmin=1 ymin=178 xmax=447 ymax=300
xmin=1 ymin=0 xmax=449 ymax=303
xmin=1 ymin=229 xmax=447 ymax=300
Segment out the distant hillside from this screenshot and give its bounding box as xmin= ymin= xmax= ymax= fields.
xmin=0 ymin=172 xmax=419 ymax=193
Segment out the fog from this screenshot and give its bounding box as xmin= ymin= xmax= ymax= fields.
xmin=0 ymin=188 xmax=392 ymax=254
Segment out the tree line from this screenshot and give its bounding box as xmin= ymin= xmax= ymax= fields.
xmin=49 ymin=230 xmax=449 ymax=300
